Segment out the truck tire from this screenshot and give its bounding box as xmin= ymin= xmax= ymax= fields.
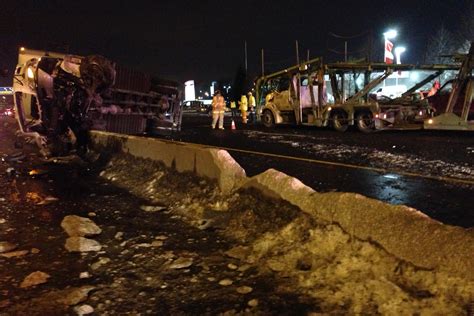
xmin=332 ymin=111 xmax=349 ymax=132
xmin=356 ymin=111 xmax=375 ymax=133
xmin=262 ymin=110 xmax=275 ymax=128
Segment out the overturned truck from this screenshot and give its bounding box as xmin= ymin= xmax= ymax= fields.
xmin=13 ymin=48 xmax=181 ymax=157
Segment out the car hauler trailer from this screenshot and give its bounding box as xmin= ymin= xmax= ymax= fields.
xmin=255 ymin=58 xmax=459 ymax=132
xmin=424 ymin=42 xmax=474 ymax=131
xmin=12 ymin=48 xmax=181 ymax=156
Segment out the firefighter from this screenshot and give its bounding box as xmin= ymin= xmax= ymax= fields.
xmin=239 ymin=94 xmax=248 ymax=123
xmin=248 ymin=92 xmax=256 ymax=123
xmin=211 ymin=90 xmax=225 ymax=129
xmin=230 ymin=99 xmax=237 ymax=118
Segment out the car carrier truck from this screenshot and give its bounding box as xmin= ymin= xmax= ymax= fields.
xmin=255 ymin=57 xmax=459 ymax=132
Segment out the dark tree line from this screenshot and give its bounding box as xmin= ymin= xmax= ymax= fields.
xmin=425 ymin=3 xmax=474 ymax=63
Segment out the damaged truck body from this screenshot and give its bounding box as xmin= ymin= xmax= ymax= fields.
xmin=12 ymin=48 xmax=181 ymax=157
xmin=255 ymin=56 xmax=465 ymax=132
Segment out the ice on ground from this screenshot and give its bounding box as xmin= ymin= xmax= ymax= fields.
xmin=244 ymin=130 xmax=474 ymax=180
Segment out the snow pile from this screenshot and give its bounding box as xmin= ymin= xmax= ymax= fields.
xmin=242 ymin=219 xmax=473 ymax=314
xmin=98 ymin=154 xmax=474 ymax=314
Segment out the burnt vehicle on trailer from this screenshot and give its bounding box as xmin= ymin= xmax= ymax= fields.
xmin=12 ymin=48 xmax=181 ymax=157
xmin=255 ymin=58 xmax=459 ymax=132
xmin=424 ymin=42 xmax=474 ymax=131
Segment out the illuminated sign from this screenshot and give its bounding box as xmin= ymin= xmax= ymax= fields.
xmin=0 ymin=87 xmax=13 ymax=95
xmin=184 ymin=80 xmax=196 ymax=102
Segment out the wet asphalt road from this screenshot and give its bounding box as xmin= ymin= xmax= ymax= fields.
xmin=1 ymin=115 xmax=473 ymax=314
xmin=156 ymin=112 xmax=474 ymax=228
xmin=0 ymin=117 xmax=321 ymax=314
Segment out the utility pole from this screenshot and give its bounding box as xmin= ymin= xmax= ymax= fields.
xmin=244 ymin=40 xmax=248 ymax=74
xmin=307 ymin=49 xmax=310 ymax=62
xmin=261 ymin=49 xmax=265 ymax=76
xmin=344 ymin=41 xmax=348 ymax=62
xmin=368 ymin=29 xmax=373 ymax=62
xmin=295 ymin=40 xmax=300 ymax=65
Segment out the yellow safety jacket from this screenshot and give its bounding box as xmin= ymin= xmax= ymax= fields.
xmin=230 ymin=101 xmax=236 ymax=108
xmin=249 ymin=95 xmax=256 ymax=108
xmin=239 ymin=95 xmax=248 ymax=111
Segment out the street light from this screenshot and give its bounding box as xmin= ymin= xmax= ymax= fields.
xmin=383 ymin=30 xmax=397 ymax=40
xmin=394 ymin=46 xmax=406 ymax=64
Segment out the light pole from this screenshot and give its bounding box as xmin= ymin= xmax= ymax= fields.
xmin=394 ymin=46 xmax=406 ymax=86
xmin=394 ymin=46 xmax=406 ymax=64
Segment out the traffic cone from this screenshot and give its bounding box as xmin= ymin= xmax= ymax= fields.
xmin=231 ymin=119 xmax=236 ymax=130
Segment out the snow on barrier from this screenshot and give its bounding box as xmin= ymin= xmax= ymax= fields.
xmin=90 ymin=131 xmax=474 ymax=281
xmin=90 ymin=131 xmax=246 ymax=194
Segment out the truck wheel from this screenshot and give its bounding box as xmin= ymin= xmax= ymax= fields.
xmin=332 ymin=111 xmax=349 ymax=132
xmin=356 ymin=111 xmax=375 ymax=133
xmin=262 ymin=110 xmax=275 ymax=128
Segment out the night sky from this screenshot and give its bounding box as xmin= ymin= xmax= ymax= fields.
xmin=0 ymin=0 xmax=471 ymax=86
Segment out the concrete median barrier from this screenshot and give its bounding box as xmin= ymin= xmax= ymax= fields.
xmin=90 ymin=131 xmax=474 ymax=281
xmin=243 ymin=168 xmax=474 ymax=281
xmin=90 ymin=131 xmax=246 ymax=194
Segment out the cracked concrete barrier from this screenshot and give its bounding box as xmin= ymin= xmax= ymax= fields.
xmin=90 ymin=131 xmax=246 ymax=194
xmin=243 ymin=168 xmax=474 ymax=281
xmin=91 ymin=132 xmax=473 ymax=281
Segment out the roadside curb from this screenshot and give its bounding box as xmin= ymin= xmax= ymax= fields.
xmin=90 ymin=131 xmax=474 ymax=281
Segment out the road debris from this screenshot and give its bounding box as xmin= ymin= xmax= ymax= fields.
xmin=74 ymin=304 xmax=94 ymax=316
xmin=140 ymin=205 xmax=166 ymax=212
xmin=169 ymin=257 xmax=194 ymax=269
xmin=1 ymin=250 xmax=29 ymax=258
xmin=61 ymin=215 xmax=102 ymax=237
xmin=20 ymin=271 xmax=50 ymax=288
xmin=65 ymin=237 xmax=102 ymax=252
xmin=0 ymin=241 xmax=17 ymax=253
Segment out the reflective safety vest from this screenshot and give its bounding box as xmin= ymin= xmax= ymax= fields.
xmin=212 ymin=95 xmax=225 ymax=112
xmin=230 ymin=101 xmax=236 ymax=108
xmin=239 ymin=95 xmax=248 ymax=111
xmin=249 ymin=95 xmax=256 ymax=108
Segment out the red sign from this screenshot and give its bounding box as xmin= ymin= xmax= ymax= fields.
xmin=384 ymin=40 xmax=394 ymax=64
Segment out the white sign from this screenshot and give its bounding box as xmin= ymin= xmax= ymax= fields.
xmin=184 ymin=80 xmax=195 ymax=102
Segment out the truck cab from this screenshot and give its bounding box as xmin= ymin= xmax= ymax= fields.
xmin=257 ymin=58 xmax=332 ymax=128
